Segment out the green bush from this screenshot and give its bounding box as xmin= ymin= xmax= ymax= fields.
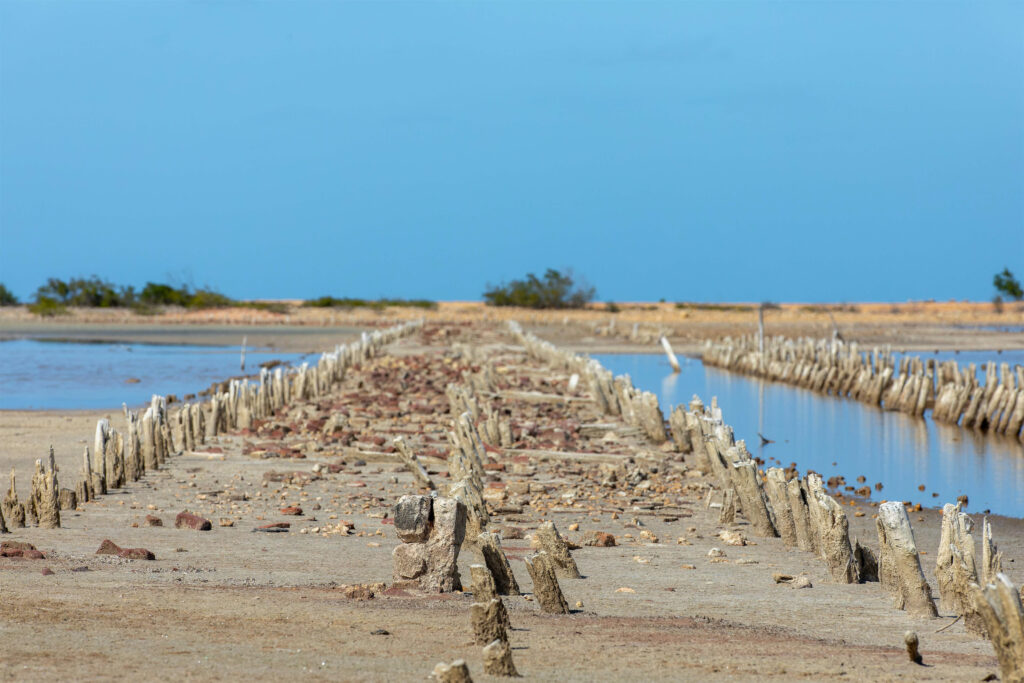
xmin=36 ymin=276 xmax=135 ymax=308
xmin=994 ymin=268 xmax=1023 ymax=301
xmin=483 ymin=269 xmax=595 ymax=309
xmin=28 ymin=296 xmax=68 ymax=317
xmin=0 ymin=283 xmax=18 ymax=306
xmin=303 ymin=296 xmax=436 ymax=311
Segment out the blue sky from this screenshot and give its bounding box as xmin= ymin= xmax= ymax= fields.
xmin=1 ymin=1 xmax=1021 ymax=303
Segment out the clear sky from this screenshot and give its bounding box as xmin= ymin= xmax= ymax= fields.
xmin=1 ymin=1 xmax=1021 ymax=303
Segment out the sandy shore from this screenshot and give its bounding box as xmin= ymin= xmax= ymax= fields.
xmin=0 ymin=319 xmax=1018 ymax=681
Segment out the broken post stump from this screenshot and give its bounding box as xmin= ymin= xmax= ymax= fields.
xmin=477 ymin=532 xmax=520 ymax=595
xmin=972 ymin=573 xmax=1024 ymax=683
xmin=483 ymin=639 xmax=520 ymax=677
xmin=470 ymin=598 xmax=509 ymax=645
xmin=877 ymin=501 xmax=938 ymax=617
xmin=524 ymin=551 xmax=569 ymax=614
xmin=532 ymin=521 xmax=581 ymax=579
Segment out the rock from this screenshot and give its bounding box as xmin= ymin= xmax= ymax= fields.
xmin=718 ymin=529 xmax=746 ymax=546
xmin=707 ymin=547 xmax=726 ymax=558
xmin=393 ymin=495 xmax=432 ymax=543
xmin=792 ymin=576 xmax=813 ymax=589
xmin=119 ymin=547 xmax=156 ymax=560
xmin=393 ymin=543 xmax=428 ymax=580
xmin=96 ymin=539 xmax=155 ymax=560
xmin=483 ymin=638 xmax=520 ymax=677
xmin=470 ymin=598 xmax=509 ymax=645
xmin=144 ymin=515 xmax=164 ymax=527
xmin=432 ymin=660 xmax=473 ymax=683
xmin=175 ymin=511 xmax=212 ymax=531
xmin=420 ymin=497 xmax=466 ymax=593
xmin=41 ymin=567 xmax=54 ymax=576
xmin=584 ymin=531 xmax=616 ymax=547
xmin=279 ymin=506 xmax=303 ymax=516
xmin=254 ymin=522 xmax=290 ymax=532
xmin=340 ymin=583 xmax=384 ymax=600
xmin=96 ymin=539 xmax=122 ymax=555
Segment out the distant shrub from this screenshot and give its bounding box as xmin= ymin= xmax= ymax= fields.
xmin=139 ymin=282 xmax=234 ymax=309
xmin=28 ymin=296 xmax=68 ymax=317
xmin=36 ymin=276 xmax=134 ymax=308
xmin=0 ymin=283 xmax=18 ymax=306
xmin=674 ymin=302 xmax=754 ymax=312
xmin=605 ymin=301 xmax=620 ymax=313
xmin=994 ymin=268 xmax=1023 ymax=301
xmin=237 ymin=301 xmax=291 ymax=314
xmin=483 ymin=269 xmax=595 ymax=309
xmin=303 ymin=297 xmax=436 ymax=311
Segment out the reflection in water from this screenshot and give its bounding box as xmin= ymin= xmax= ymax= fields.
xmin=0 ymin=339 xmax=311 ymax=411
xmin=596 ymin=354 xmax=1024 ymax=518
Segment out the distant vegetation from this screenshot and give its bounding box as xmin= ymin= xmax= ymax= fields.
xmin=25 ymin=276 xmax=237 ymax=314
xmin=994 ymin=268 xmax=1022 ymax=301
xmin=674 ymin=302 xmax=754 ymax=312
xmin=0 ymin=284 xmax=18 ymax=306
xmin=303 ymin=297 xmax=436 ymax=310
xmin=483 ymin=269 xmax=595 ymax=309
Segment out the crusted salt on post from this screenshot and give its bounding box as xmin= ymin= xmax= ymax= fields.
xmin=470 ymin=598 xmax=509 ymax=645
xmin=478 ymin=532 xmax=521 ymax=595
xmin=876 ymin=501 xmax=937 ymax=618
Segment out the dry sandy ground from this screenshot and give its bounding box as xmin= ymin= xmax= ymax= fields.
xmin=0 ymin=318 xmax=1019 ymax=681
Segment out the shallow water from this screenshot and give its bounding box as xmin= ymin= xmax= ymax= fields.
xmin=0 ymin=339 xmax=311 ymax=410
xmin=595 ymin=353 xmax=1024 ymax=518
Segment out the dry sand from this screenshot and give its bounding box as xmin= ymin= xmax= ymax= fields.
xmin=1 ymin=313 xmax=1020 ymax=681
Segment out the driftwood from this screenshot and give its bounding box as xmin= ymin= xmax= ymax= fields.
xmin=393 ymin=437 xmax=435 ymax=490
xmin=876 ymin=502 xmax=937 ymax=617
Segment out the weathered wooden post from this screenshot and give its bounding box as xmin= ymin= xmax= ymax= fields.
xmin=876 ymin=501 xmax=937 ymax=617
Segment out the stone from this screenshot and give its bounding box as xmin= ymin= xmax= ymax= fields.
xmin=483 ymin=638 xmax=520 ymax=677
xmin=144 ymin=515 xmax=164 ymax=527
xmin=392 ymin=542 xmax=428 ymax=580
xmin=393 ymin=494 xmax=432 ymax=543
xmin=524 ymin=551 xmax=569 ymax=614
xmin=96 ymin=539 xmax=122 ymax=555
xmin=470 ymin=598 xmax=509 ymax=645
xmin=175 ymin=511 xmax=213 ymax=531
xmin=420 ymin=497 xmax=466 ymax=593
xmin=280 ymin=506 xmax=303 ymax=516
xmin=584 ymin=531 xmax=616 ymax=547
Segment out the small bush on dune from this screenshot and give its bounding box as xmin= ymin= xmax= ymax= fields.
xmin=483 ymin=269 xmax=595 ymax=309
xmin=303 ymin=297 xmax=436 ymax=311
xmin=0 ymin=284 xmax=18 ymax=306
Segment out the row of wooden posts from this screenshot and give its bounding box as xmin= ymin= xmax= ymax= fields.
xmin=507 ymin=324 xmax=1024 ymax=683
xmin=0 ymin=321 xmax=423 ymax=533
xmin=672 ymin=394 xmax=1024 ymax=681
xmin=702 ymin=335 xmax=1024 ymax=441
